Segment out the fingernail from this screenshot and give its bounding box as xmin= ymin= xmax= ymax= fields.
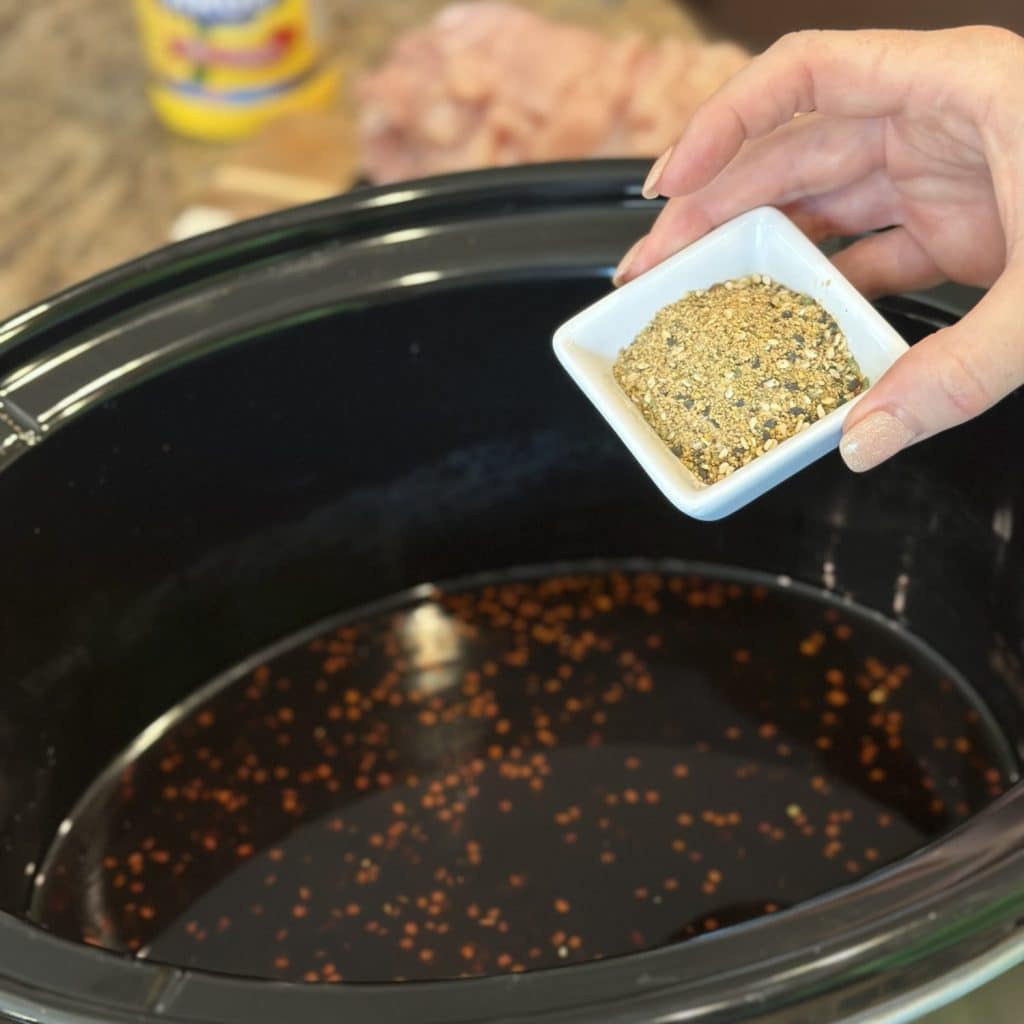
xmin=613 ymin=237 xmax=645 ymax=286
xmin=641 ymin=147 xmax=673 ymax=199
xmin=840 ymin=411 xmax=917 ymax=473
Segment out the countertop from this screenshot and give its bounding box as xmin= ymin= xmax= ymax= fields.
xmin=0 ymin=0 xmax=699 ymax=319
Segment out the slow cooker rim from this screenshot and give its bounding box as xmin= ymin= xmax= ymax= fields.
xmin=0 ymin=160 xmax=648 ymax=388
xmin=1 ymin=162 xmax=1021 ymax=1024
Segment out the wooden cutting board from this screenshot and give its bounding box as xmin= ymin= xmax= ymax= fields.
xmin=170 ymin=112 xmax=359 ymax=240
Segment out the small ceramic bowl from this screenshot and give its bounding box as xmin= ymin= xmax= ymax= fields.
xmin=552 ymin=206 xmax=909 ymax=521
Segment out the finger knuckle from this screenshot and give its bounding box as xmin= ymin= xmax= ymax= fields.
xmin=963 ymin=25 xmax=1023 ymax=51
xmin=936 ymin=346 xmax=992 ymax=421
xmin=772 ymin=30 xmax=822 ymax=55
xmin=952 ymin=25 xmax=1024 ymax=74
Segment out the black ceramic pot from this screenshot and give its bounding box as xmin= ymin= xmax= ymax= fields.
xmin=0 ymin=162 xmax=1022 ymax=1023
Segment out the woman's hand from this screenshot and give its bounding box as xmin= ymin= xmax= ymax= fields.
xmin=614 ymin=27 xmax=1024 ymax=471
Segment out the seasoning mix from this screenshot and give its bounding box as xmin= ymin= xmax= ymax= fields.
xmin=613 ymin=276 xmax=867 ymax=485
xmin=32 ymin=566 xmax=1008 ymax=983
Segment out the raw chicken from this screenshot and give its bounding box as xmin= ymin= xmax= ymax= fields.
xmin=357 ymin=2 xmax=748 ymax=184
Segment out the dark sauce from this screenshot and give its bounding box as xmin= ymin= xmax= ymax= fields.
xmin=30 ymin=565 xmax=1013 ymax=983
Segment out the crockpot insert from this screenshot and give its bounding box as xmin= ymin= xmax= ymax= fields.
xmin=1 ymin=163 xmax=1023 ymax=1024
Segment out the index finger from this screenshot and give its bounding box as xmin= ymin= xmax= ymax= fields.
xmin=652 ymin=29 xmax=923 ymax=198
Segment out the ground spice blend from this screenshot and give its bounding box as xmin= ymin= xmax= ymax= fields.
xmin=613 ymin=276 xmax=867 ymax=485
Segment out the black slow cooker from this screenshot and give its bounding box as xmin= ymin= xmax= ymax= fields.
xmin=1 ymin=162 xmax=1023 ymax=1023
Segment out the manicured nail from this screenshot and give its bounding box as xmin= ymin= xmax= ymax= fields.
xmin=840 ymin=411 xmax=917 ymax=473
xmin=641 ymin=148 xmax=673 ymax=199
xmin=613 ymin=237 xmax=645 ymax=286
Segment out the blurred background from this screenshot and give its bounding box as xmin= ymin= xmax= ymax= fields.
xmin=1 ymin=0 xmax=1022 ymax=318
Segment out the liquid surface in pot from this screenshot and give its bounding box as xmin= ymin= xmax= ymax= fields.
xmin=30 ymin=564 xmax=1012 ymax=983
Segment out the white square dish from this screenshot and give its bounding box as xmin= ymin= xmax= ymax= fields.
xmin=552 ymin=206 xmax=909 ymax=521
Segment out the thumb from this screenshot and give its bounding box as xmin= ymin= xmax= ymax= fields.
xmin=840 ymin=267 xmax=1024 ymax=472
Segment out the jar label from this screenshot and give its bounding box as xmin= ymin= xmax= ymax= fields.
xmin=134 ymin=0 xmax=322 ymax=96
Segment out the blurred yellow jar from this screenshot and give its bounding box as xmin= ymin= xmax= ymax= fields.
xmin=134 ymin=0 xmax=338 ymax=141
